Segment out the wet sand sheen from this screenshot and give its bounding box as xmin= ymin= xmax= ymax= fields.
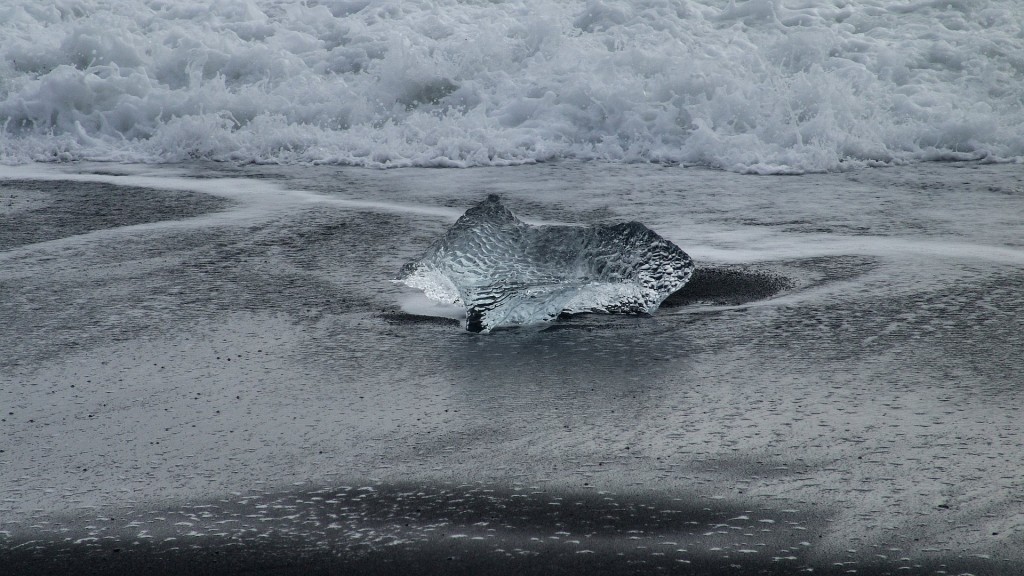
xmin=3 ymin=481 xmax=1000 ymax=576
xmin=2 ymin=163 xmax=1023 ymax=575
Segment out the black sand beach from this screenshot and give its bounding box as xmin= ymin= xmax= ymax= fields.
xmin=2 ymin=162 xmax=1023 ymax=575
xmin=2 ymin=482 xmax=1005 ymax=576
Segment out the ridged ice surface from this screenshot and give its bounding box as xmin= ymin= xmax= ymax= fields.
xmin=398 ymin=195 xmax=693 ymax=332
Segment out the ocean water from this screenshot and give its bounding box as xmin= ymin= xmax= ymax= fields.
xmin=3 ymin=1 xmax=1024 ymax=574
xmin=2 ymin=0 xmax=1024 ymax=173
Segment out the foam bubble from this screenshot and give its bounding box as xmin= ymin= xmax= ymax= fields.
xmin=2 ymin=0 xmax=1023 ymax=172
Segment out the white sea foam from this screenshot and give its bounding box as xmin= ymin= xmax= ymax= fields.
xmin=2 ymin=0 xmax=1023 ymax=173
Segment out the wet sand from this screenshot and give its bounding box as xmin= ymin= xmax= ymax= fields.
xmin=0 ymin=483 xmax=1000 ymax=576
xmin=2 ymin=162 xmax=1023 ymax=575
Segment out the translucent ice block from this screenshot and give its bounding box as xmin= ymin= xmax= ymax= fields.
xmin=397 ymin=195 xmax=694 ymax=332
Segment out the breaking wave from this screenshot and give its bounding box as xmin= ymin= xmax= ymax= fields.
xmin=2 ymin=0 xmax=1023 ymax=173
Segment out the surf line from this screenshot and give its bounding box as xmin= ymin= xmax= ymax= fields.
xmin=1 ymin=165 xmax=574 ymax=225
xmin=2 ymin=164 xmax=335 ymax=212
xmin=0 ymin=165 xmax=492 ymax=222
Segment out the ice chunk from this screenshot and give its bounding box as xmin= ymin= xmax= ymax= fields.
xmin=397 ymin=195 xmax=694 ymax=332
